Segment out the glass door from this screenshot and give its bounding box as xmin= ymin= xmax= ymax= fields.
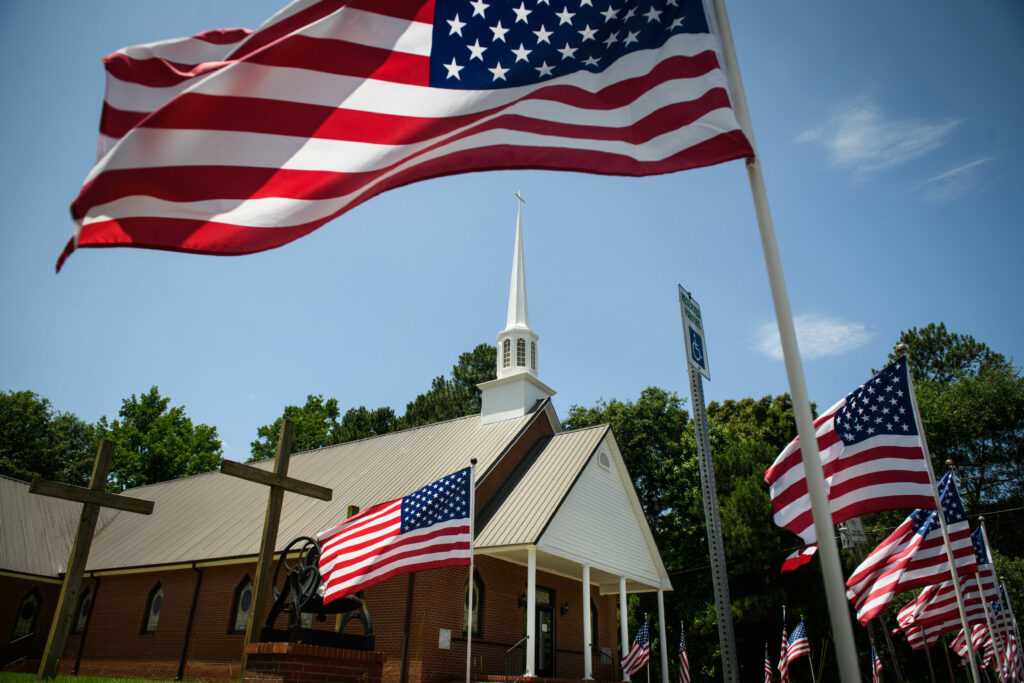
xmin=525 ymin=587 xmax=555 ymax=677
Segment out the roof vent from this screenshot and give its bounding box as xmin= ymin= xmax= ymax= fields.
xmin=598 ymin=450 xmax=611 ymax=470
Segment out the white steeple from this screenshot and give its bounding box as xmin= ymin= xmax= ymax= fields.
xmin=478 ymin=193 xmax=555 ymax=425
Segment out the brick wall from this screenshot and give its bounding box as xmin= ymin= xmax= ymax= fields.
xmin=0 ymin=574 xmax=62 ymax=669
xmin=243 ymin=642 xmax=384 ymax=683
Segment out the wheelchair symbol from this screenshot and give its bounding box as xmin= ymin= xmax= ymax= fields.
xmin=689 ymin=328 xmax=705 ymax=368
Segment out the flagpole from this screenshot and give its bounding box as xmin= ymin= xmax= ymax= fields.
xmin=985 ymin=520 xmax=1022 ymax=680
xmin=466 ymin=459 xmax=477 ymax=683
xmin=705 ymin=2 xmax=860 ymax=679
xmin=803 ymin=616 xmax=816 ymax=683
xmin=974 ymin=516 xmax=1004 ymax=679
xmin=901 ymin=348 xmax=981 ymax=683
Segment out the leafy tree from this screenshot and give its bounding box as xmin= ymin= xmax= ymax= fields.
xmin=338 ymin=406 xmax=398 ymax=443
xmin=249 ymin=394 xmax=345 ymax=462
xmin=402 ymin=343 xmax=496 ymax=428
xmin=890 ymin=323 xmax=1024 ymax=509
xmin=0 ymin=390 xmax=95 ymax=485
xmin=96 ymin=386 xmax=221 ymax=490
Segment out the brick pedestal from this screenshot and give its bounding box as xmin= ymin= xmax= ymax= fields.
xmin=243 ymin=642 xmax=385 ymax=683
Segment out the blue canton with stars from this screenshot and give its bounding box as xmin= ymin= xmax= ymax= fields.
xmin=833 ymin=359 xmax=918 ymax=446
xmin=400 ymin=467 xmax=471 ymax=533
xmin=430 ymin=0 xmax=709 ymax=88
xmin=971 ymin=527 xmax=990 ymax=565
xmin=907 ymin=471 xmax=966 ymax=538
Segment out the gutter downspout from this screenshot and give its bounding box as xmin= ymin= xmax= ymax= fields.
xmin=72 ymin=574 xmax=99 ymax=675
xmin=177 ymin=563 xmax=203 ymax=681
xmin=400 ymin=573 xmax=416 ymax=683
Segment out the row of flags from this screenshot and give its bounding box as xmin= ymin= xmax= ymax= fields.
xmin=620 ymin=617 xmax=691 ymax=683
xmin=765 ymin=354 xmax=1023 ymax=681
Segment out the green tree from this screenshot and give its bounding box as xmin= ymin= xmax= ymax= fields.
xmin=96 ymin=386 xmax=221 ymax=490
xmin=249 ymin=394 xmax=344 ymax=462
xmin=891 ymin=323 xmax=1024 ymax=509
xmin=0 ymin=390 xmax=95 ymax=485
xmin=402 ymin=343 xmax=496 ymax=428
xmin=338 ymin=406 xmax=398 ymax=443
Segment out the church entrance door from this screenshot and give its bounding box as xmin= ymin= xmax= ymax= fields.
xmin=533 ymin=588 xmax=554 ymax=677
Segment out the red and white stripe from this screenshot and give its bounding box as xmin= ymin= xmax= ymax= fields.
xmin=317 ymin=496 xmax=470 ymax=602
xmin=897 ymin=566 xmax=997 ymax=633
xmin=60 ymin=0 xmax=752 ymax=271
xmin=845 ymin=514 xmax=976 ymax=624
xmin=764 ymin=398 xmax=933 ymax=547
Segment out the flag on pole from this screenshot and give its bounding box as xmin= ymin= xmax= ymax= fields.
xmin=871 ymin=642 xmax=883 ymax=683
xmin=777 ymin=617 xmax=790 ymax=683
xmin=787 ymin=620 xmax=810 ymax=663
xmin=764 ymin=359 xmax=935 ymax=563
xmin=779 ymin=545 xmax=818 ymax=573
xmin=59 ymin=0 xmax=754 ymax=271
xmin=678 ymin=625 xmax=689 ymax=683
xmin=317 ymin=467 xmax=472 ymax=604
xmin=621 ymin=618 xmax=650 ymax=677
xmin=764 ymin=643 xmax=772 ymax=683
xmin=845 ymin=471 xmax=977 ymax=624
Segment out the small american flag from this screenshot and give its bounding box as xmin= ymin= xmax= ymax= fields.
xmin=777 ymin=618 xmax=789 ymax=683
xmin=60 ymin=0 xmax=753 ymax=271
xmin=678 ymin=624 xmax=689 ymax=683
xmin=621 ymin=618 xmax=650 ymax=677
xmin=786 ymin=620 xmax=810 ymax=664
xmin=845 ymin=471 xmax=977 ymax=625
xmin=317 ymin=467 xmax=472 ymax=603
xmin=871 ymin=642 xmax=883 ymax=683
xmin=765 ymin=359 xmax=935 ymax=554
xmin=764 ymin=643 xmax=772 ymax=683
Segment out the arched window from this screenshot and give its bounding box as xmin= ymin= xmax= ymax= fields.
xmin=11 ymin=588 xmax=40 ymax=640
xmin=463 ymin=571 xmax=483 ymax=637
xmin=530 ymin=341 xmax=537 ymax=371
xmin=142 ymin=583 xmax=163 ymax=634
xmin=502 ymin=339 xmax=511 ymax=368
xmin=73 ymin=587 xmax=92 ymax=634
xmin=230 ymin=576 xmax=253 ymax=634
xmin=516 ymin=338 xmax=526 ymax=367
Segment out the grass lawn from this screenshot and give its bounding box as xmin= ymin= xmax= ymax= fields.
xmin=0 ymin=675 xmax=179 ymax=683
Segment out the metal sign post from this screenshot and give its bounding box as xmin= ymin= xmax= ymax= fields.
xmin=677 ymin=285 xmax=738 ymax=683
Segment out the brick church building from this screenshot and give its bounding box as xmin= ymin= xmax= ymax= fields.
xmin=0 ymin=206 xmax=673 ymax=682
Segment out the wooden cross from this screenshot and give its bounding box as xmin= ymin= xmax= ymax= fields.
xmin=30 ymin=439 xmax=155 ymax=679
xmin=218 ymin=419 xmax=332 ymax=680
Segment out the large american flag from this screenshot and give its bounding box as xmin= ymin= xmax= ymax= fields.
xmin=845 ymin=472 xmax=977 ymax=625
xmin=621 ymin=618 xmax=650 ymax=677
xmin=58 ymin=0 xmax=753 ymax=271
xmin=764 ymin=359 xmax=935 ymax=555
xmin=317 ymin=466 xmax=472 ymax=603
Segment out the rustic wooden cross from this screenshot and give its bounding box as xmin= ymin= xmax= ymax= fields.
xmin=30 ymin=439 xmax=155 ymax=679
xmin=218 ymin=419 xmax=332 ymax=679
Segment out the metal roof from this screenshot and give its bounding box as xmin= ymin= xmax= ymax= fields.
xmin=0 ymin=475 xmax=82 ymax=578
xmin=84 ymin=411 xmax=536 ymax=571
xmin=475 ymin=424 xmax=609 ymax=548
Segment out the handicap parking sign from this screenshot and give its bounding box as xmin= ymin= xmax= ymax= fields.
xmin=678 ymin=285 xmax=710 ymax=380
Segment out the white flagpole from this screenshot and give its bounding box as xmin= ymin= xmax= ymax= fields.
xmin=466 ymin=459 xmax=477 ymax=683
xmin=803 ymin=616 xmax=816 ymax=683
xmin=704 ymin=2 xmax=860 ymax=680
xmin=900 ymin=348 xmax=980 ymax=683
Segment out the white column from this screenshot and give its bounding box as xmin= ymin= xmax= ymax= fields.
xmin=582 ymin=564 xmax=593 ymax=680
xmin=527 ymin=547 xmax=537 ymax=677
xmin=657 ymin=588 xmax=669 ymax=683
xmin=619 ymin=576 xmax=630 ymax=682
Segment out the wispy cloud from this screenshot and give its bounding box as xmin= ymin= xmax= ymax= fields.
xmin=798 ymin=97 xmax=960 ymax=175
xmin=754 ymin=315 xmax=872 ymax=360
xmin=915 ymin=157 xmax=994 ymax=203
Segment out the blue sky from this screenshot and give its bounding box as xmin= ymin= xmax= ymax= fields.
xmin=1 ymin=1 xmax=1021 ymax=462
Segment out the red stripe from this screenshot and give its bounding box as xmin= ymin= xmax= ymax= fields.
xmin=195 ymin=28 xmax=253 ymax=45
xmin=325 ymin=537 xmax=469 ymax=586
xmin=243 ymin=34 xmax=430 ymax=85
xmin=103 ymin=53 xmax=231 ymax=87
xmin=322 ymin=520 xmax=462 ymax=568
xmin=325 ymin=555 xmax=470 ymax=603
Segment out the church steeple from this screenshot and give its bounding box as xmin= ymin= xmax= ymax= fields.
xmin=478 ymin=193 xmax=555 ymax=425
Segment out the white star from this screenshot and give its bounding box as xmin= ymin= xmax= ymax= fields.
xmin=512 ymin=2 xmax=532 ymax=23
xmin=467 ymin=39 xmax=487 ymax=60
xmin=470 ymin=0 xmax=489 ymax=17
xmin=666 ymin=0 xmax=678 ymax=5
xmin=644 ymin=6 xmax=662 ymax=22
xmin=557 ymin=42 xmax=577 ymax=59
xmin=578 ymin=24 xmax=597 ymax=41
xmin=622 ymin=29 xmax=639 ymax=45
xmin=533 ymin=24 xmax=553 ymax=43
xmin=580 ymin=0 xmax=593 ymax=5
xmin=582 ymin=55 xmax=599 ymax=67
xmin=668 ymin=16 xmax=684 ymax=30
xmin=555 ymin=6 xmax=575 ymax=24
xmin=535 ymin=60 xmax=554 ymax=77
xmin=490 ymin=20 xmax=510 ymax=42
xmin=443 ymin=57 xmax=464 ymax=79
xmin=511 ymin=42 xmax=533 ymax=62
xmin=603 ymin=31 xmax=619 ymax=47
xmin=600 ymin=5 xmax=619 ymax=21
xmin=536 ymin=0 xmax=549 ymax=4
xmin=623 ymin=7 xmax=636 ymax=21
xmin=448 ymin=14 xmax=467 ymax=36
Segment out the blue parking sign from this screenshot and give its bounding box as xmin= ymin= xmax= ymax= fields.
xmin=678 ymin=284 xmax=710 ymax=380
